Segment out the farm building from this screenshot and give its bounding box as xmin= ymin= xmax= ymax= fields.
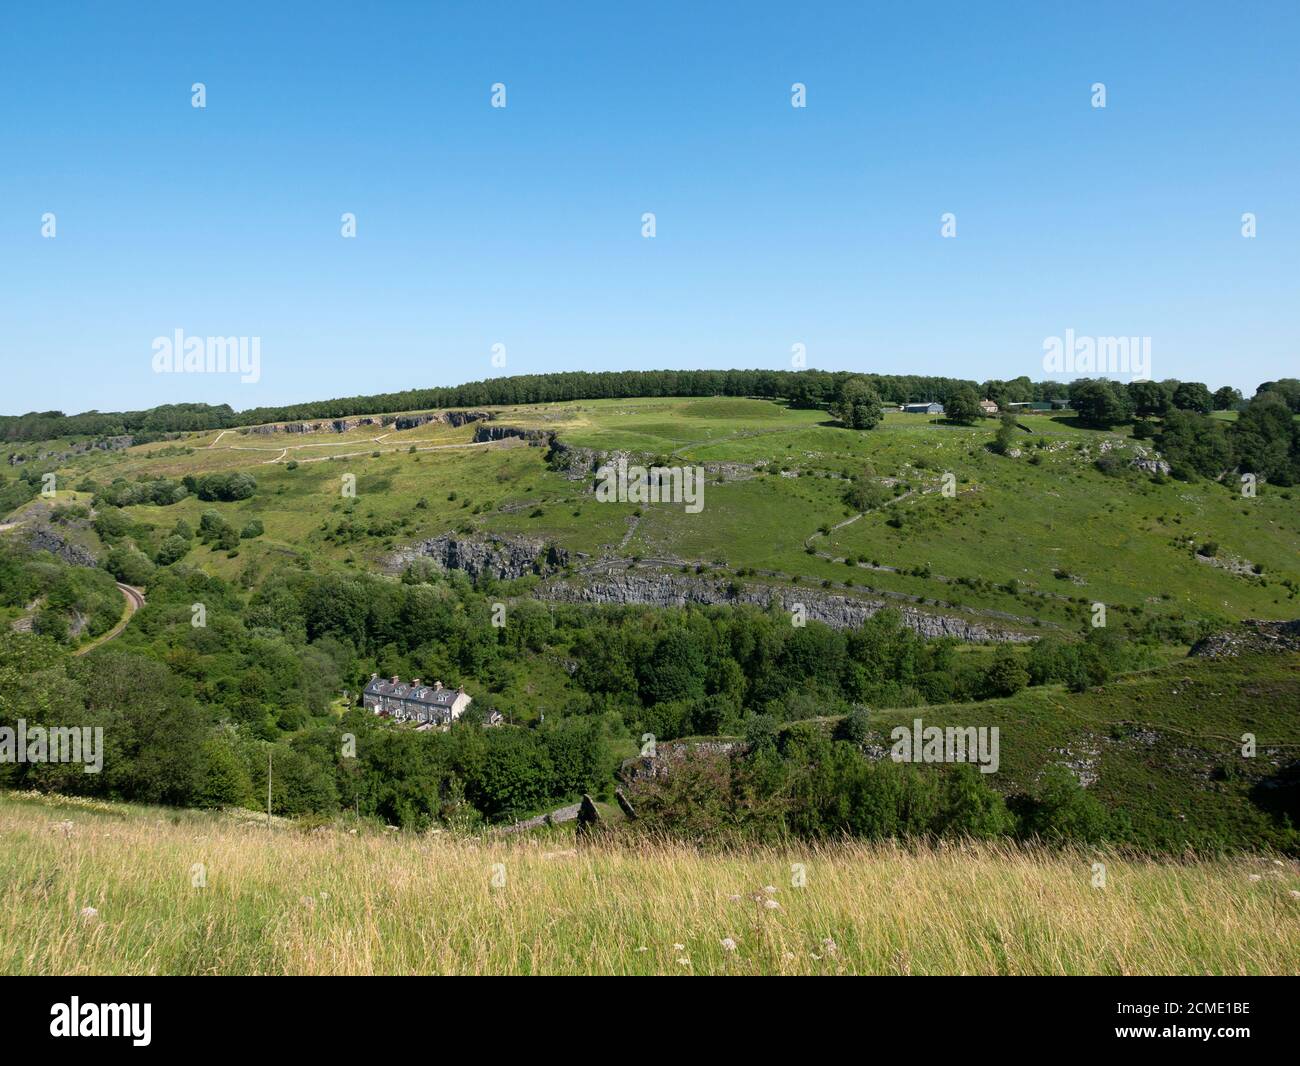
xmin=902 ymin=402 xmax=944 ymax=414
xmin=363 ymin=675 xmax=472 ymax=727
xmin=1008 ymin=399 xmax=1072 ymax=413
xmin=979 ymin=399 xmax=999 ymax=414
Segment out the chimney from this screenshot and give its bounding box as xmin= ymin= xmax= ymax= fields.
xmin=434 ymin=680 xmax=443 ymax=691
xmin=370 ymin=672 xmax=377 ymax=680
xmin=391 ymin=675 xmax=399 ymax=684
xmin=411 ymin=678 xmax=421 ymax=687
xmin=457 ymin=684 xmax=465 ymax=695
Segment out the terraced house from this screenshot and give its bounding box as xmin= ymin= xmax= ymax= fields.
xmin=363 ymin=675 xmax=472 ymax=726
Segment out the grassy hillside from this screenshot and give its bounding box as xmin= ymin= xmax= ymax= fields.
xmin=4 ymin=790 xmax=1297 ymax=976
xmin=864 ymin=650 xmax=1300 ymax=852
xmin=4 ymin=396 xmax=1296 ymax=634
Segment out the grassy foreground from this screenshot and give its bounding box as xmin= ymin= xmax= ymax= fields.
xmin=3 ymin=792 xmax=1298 ymax=975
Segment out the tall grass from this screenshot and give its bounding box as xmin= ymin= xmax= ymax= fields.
xmin=2 ymin=791 xmax=1297 ymax=975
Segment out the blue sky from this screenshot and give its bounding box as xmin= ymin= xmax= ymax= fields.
xmin=1 ymin=0 xmax=1296 ymax=415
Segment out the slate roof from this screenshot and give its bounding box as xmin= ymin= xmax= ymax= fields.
xmin=364 ymin=676 xmax=462 ymax=707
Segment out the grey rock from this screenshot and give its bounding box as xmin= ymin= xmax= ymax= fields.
xmin=388 ymin=532 xmax=568 ymax=581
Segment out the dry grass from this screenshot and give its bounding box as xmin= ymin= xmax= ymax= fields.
xmin=2 ymin=791 xmax=1298 ymax=975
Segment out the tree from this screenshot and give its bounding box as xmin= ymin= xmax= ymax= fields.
xmin=1212 ymin=385 xmax=1243 ymax=411
xmin=1127 ymin=379 xmax=1170 ymax=418
xmin=155 ymin=534 xmax=190 ymax=566
xmin=1257 ymin=378 xmax=1300 ymax=414
xmin=1155 ymin=411 xmax=1233 ymax=479
xmin=990 ymin=412 xmax=1018 ymax=455
xmin=194 ymin=735 xmax=255 ymax=807
xmin=1230 ymin=392 xmax=1299 ymax=485
xmin=844 ymin=475 xmax=888 ymax=512
xmin=639 ymin=629 xmax=707 ymax=704
xmin=1021 ymin=765 xmax=1110 ymax=842
xmin=198 ymin=509 xmax=225 ymax=540
xmin=982 ymin=646 xmax=1029 ymax=698
xmin=1171 ymin=381 xmax=1213 ymax=414
xmin=944 ymin=386 xmax=984 ymax=425
xmin=103 ymin=545 xmax=155 ymax=586
xmin=938 ymin=764 xmax=1013 ymax=838
xmin=829 ymin=377 xmax=884 ymax=430
xmin=1068 ymin=379 xmax=1133 ymax=428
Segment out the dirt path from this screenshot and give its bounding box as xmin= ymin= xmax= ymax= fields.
xmin=74 ymin=583 xmax=145 ymax=656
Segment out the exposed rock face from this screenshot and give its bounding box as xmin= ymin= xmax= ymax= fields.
xmin=702 ymin=461 xmax=759 ymax=481
xmin=1130 ymin=456 xmax=1171 ymax=475
xmin=396 ymin=410 xmax=491 ymax=431
xmin=25 ymin=527 xmax=98 ymax=567
xmin=1189 ymin=619 xmax=1300 ymax=658
xmin=473 ymin=425 xmax=553 ymax=444
xmin=547 ymin=441 xmax=604 ymax=481
xmin=387 ymin=536 xmax=1030 ymax=641
xmin=541 ymin=441 xmax=758 ymax=485
xmin=244 ymin=411 xmax=491 ymax=435
xmin=388 ymin=533 xmax=568 ymax=580
xmin=538 ymin=569 xmax=1031 ymax=642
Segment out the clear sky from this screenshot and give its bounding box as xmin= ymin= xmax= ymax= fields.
xmin=1 ymin=0 xmax=1296 ymax=415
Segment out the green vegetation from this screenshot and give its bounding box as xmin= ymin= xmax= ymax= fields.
xmin=2 ymin=377 xmax=1298 ymax=858
xmin=5 ymin=790 xmax=1298 ymax=975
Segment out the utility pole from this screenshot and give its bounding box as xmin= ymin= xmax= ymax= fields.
xmin=267 ymin=750 xmax=272 ymax=830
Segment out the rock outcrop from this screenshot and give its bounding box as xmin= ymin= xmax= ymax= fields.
xmin=244 ymin=410 xmax=491 ymax=435
xmin=387 ymin=537 xmax=1033 ymax=642
xmin=472 ymin=425 xmax=554 ymax=445
xmin=388 ymin=533 xmax=568 ymax=581
xmin=1189 ymin=619 xmax=1300 ymax=658
xmin=397 ymin=410 xmax=491 ymax=431
xmin=25 ymin=526 xmax=98 ymax=567
xmin=538 ymin=568 xmax=1031 ymax=642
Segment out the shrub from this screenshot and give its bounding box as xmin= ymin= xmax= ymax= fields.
xmin=155 ymin=534 xmax=191 ymax=566
xmin=1020 ymin=765 xmax=1111 ymax=843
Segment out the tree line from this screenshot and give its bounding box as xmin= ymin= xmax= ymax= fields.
xmin=5 ymin=368 xmax=1281 ymax=444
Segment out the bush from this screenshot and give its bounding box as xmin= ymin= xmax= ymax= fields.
xmin=103 ymin=545 xmax=156 ymax=586
xmin=192 ymin=472 xmax=257 ymax=502
xmin=155 ymin=534 xmax=191 ymax=566
xmin=837 ymin=706 xmax=872 ymax=746
xmin=982 ymin=646 xmax=1029 ymax=698
xmin=1020 ymin=765 xmax=1111 ymax=842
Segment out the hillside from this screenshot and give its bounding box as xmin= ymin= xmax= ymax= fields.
xmin=4 ymin=396 xmax=1297 ymax=640
xmin=2 ymin=391 xmax=1298 ymax=859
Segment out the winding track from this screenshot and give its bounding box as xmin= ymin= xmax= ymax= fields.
xmin=74 ymin=582 xmax=145 ymax=656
